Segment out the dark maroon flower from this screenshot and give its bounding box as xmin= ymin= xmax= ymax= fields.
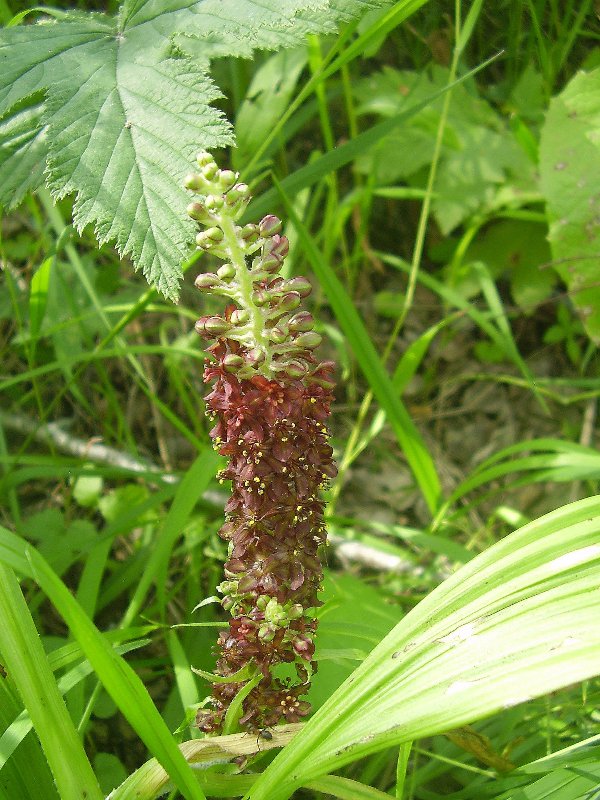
xmin=186 ymin=153 xmax=336 ymax=733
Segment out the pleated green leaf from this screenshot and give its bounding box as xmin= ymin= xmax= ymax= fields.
xmin=245 ymin=496 xmax=600 ymax=799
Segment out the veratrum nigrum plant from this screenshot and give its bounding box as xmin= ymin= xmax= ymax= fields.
xmin=186 ymin=153 xmax=337 ymax=733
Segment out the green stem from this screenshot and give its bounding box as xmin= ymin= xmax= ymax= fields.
xmin=220 ymin=215 xmax=272 ymax=370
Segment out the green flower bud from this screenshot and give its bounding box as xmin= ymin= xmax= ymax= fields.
xmin=187 ymin=201 xmax=211 ymax=222
xmin=310 ymin=375 xmax=336 ymax=390
xmin=285 ymin=277 xmax=312 ymax=298
xmin=246 ymin=347 xmax=266 ymax=366
xmin=227 ymin=183 xmax=251 ymax=203
xmin=268 ymin=326 xmax=287 ymax=344
xmin=196 ymin=228 xmax=224 ymax=249
xmin=251 ymin=288 xmax=270 ymax=306
xmin=201 ymin=162 xmax=218 ymax=180
xmin=260 ymin=255 xmax=282 ymax=273
xmin=195 ymin=316 xmax=231 ymax=336
xmin=294 ymin=331 xmax=322 ymax=349
xmin=288 ymin=312 xmax=314 ymax=332
xmin=272 ymin=359 xmax=307 ymax=378
xmin=223 ymin=354 xmax=245 ymax=372
xmin=241 ymin=223 xmax=260 ymax=243
xmin=218 ymin=169 xmax=237 ymax=190
xmin=205 ymin=194 xmax=224 ymax=210
xmin=184 ymin=173 xmax=204 ymax=191
xmin=196 ymin=151 xmax=214 ymax=167
xmin=230 ymin=308 xmax=249 ymax=325
xmin=259 ymin=215 xmax=282 ymax=237
xmin=217 ymin=264 xmax=236 ymax=280
xmin=195 ymin=273 xmax=222 ymax=291
xmin=276 ymin=292 xmax=301 ymax=313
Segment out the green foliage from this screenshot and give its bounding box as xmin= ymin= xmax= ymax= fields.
xmin=1 ymin=2 xmax=600 ymax=800
xmin=354 ymin=65 xmax=535 ymax=234
xmin=0 ymin=0 xmax=389 ymax=299
xmin=539 ymin=65 xmax=600 ymax=343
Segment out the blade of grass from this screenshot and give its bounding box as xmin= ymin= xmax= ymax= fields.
xmin=377 ymin=252 xmax=547 ymax=400
xmin=0 ymin=562 xmax=104 ymax=800
xmin=396 ymin=740 xmax=412 ymax=799
xmin=0 ymin=529 xmax=208 ymax=800
xmin=0 ymin=674 xmax=59 ymax=800
xmin=305 ymin=775 xmax=399 ymax=799
xmin=473 ymin=261 xmax=548 ymax=413
xmin=121 ymin=449 xmax=221 ymax=627
xmin=276 ymin=180 xmax=442 ymax=515
xmin=0 ymin=638 xmax=149 ymax=769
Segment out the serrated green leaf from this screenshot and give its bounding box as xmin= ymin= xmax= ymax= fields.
xmin=42 ymin=31 xmax=229 ymax=301
xmin=0 ymin=0 xmax=391 ymax=298
xmin=539 ymin=66 xmax=600 ymax=343
xmin=0 ymin=92 xmax=47 ymax=208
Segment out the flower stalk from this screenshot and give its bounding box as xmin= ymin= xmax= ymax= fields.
xmin=187 ymin=153 xmax=336 ymax=732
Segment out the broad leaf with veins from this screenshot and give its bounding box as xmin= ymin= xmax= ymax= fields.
xmin=0 ymin=0 xmax=391 ymax=299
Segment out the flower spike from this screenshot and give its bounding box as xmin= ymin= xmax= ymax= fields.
xmin=187 ymin=152 xmax=336 ymax=732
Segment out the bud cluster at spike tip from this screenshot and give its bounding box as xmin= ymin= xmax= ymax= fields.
xmin=187 ymin=152 xmax=337 ymax=732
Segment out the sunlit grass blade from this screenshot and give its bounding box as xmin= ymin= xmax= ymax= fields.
xmin=304 ymin=775 xmax=400 ymax=799
xmin=378 ymin=252 xmax=545 ymax=401
xmin=433 ymin=438 xmax=600 ymax=527
xmin=496 ymin=761 xmax=600 ymax=800
xmin=121 ymin=450 xmax=221 ymax=626
xmin=0 ymin=530 xmax=207 ymax=800
xmin=0 ymin=638 xmax=149 ymax=769
xmin=108 ymin=725 xmax=301 ymax=800
xmin=245 ymin=496 xmax=600 ymax=800
xmin=278 ymin=183 xmax=442 ymax=515
xmin=0 ymin=669 xmax=59 ymax=800
xmin=0 ymin=562 xmax=104 ymax=800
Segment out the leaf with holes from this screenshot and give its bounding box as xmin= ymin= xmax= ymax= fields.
xmin=539 ymin=66 xmax=600 ymax=343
